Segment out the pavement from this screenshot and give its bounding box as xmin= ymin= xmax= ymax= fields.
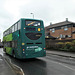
xmin=0 ymin=54 xmax=16 ymax=75
xmin=46 ymin=50 xmax=75 ymax=58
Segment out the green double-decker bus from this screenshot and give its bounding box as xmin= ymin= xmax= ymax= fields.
xmin=3 ymin=18 xmax=46 ymax=59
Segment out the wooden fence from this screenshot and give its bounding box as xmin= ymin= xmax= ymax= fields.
xmin=45 ymin=39 xmax=75 ymax=49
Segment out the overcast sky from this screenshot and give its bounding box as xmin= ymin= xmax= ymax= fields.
xmin=0 ymin=0 xmax=75 ymax=40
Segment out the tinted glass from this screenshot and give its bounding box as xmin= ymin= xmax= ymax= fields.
xmin=12 ymin=26 xmax=14 ymax=32
xmin=18 ymin=21 xmax=21 ymax=30
xmin=26 ymin=20 xmax=40 ymax=26
xmin=25 ymin=33 xmax=42 ymax=40
xmin=15 ymin=24 xmax=17 ymax=31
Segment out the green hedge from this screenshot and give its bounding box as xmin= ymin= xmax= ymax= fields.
xmin=56 ymin=40 xmax=75 ymax=52
xmin=46 ymin=40 xmax=75 ymax=52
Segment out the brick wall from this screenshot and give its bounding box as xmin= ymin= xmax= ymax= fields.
xmin=50 ymin=27 xmax=72 ymax=39
xmin=72 ymin=27 xmax=75 ymax=39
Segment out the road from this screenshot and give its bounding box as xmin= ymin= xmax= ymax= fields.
xmin=1 ymin=48 xmax=75 ymax=75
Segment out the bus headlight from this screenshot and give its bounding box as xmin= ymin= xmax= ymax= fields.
xmin=38 ymin=28 xmax=41 ymax=31
xmin=22 ymin=43 xmax=25 ymax=45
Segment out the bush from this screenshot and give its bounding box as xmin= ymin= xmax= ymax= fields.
xmin=46 ymin=40 xmax=75 ymax=52
xmin=56 ymin=42 xmax=65 ymax=49
xmin=69 ymin=46 xmax=75 ymax=52
xmin=56 ymin=42 xmax=72 ymax=51
xmin=56 ymin=42 xmax=64 ymax=45
xmin=72 ymin=40 xmax=75 ymax=46
xmin=64 ymin=42 xmax=72 ymax=49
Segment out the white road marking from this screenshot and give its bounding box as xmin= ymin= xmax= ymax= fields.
xmin=0 ymin=59 xmax=3 ymax=61
xmin=46 ymin=56 xmax=75 ymax=71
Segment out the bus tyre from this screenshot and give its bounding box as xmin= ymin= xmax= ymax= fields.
xmin=4 ymin=48 xmax=6 ymax=52
xmin=12 ymin=51 xmax=15 ymax=58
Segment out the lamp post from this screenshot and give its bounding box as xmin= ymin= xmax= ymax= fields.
xmin=30 ymin=13 xmax=34 ymax=19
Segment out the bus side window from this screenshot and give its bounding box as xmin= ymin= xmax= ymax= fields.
xmin=3 ymin=32 xmax=5 ymax=36
xmin=5 ymin=31 xmax=7 ymax=36
xmin=7 ymin=29 xmax=9 ymax=35
xmin=18 ymin=21 xmax=21 ymax=30
xmin=15 ymin=23 xmax=17 ymax=31
xmin=9 ymin=27 xmax=12 ymax=33
xmin=6 ymin=31 xmax=7 ymax=36
xmin=15 ymin=41 xmax=17 ymax=48
xmin=4 ymin=32 xmax=5 ymax=36
xmin=12 ymin=26 xmax=14 ymax=33
xmin=12 ymin=41 xmax=14 ymax=48
xmin=12 ymin=41 xmax=17 ymax=48
xmin=10 ymin=41 xmax=12 ymax=47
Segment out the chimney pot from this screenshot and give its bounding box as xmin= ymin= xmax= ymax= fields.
xmin=50 ymin=22 xmax=52 ymax=25
xmin=66 ymin=18 xmax=68 ymax=22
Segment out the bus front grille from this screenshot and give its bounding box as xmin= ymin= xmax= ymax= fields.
xmin=25 ymin=33 xmax=42 ymax=40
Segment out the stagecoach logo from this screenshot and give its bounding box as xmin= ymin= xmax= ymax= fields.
xmin=35 ymin=47 xmax=42 ymax=52
xmin=27 ymin=46 xmax=38 ymax=49
xmin=26 ymin=46 xmax=42 ymax=52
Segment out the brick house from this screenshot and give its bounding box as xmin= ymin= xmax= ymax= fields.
xmin=45 ymin=19 xmax=75 ymax=40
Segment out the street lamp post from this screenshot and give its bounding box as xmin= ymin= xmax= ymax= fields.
xmin=30 ymin=13 xmax=34 ymax=19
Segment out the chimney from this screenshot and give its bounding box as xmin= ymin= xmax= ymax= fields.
xmin=50 ymin=22 xmax=52 ymax=25
xmin=66 ymin=18 xmax=68 ymax=22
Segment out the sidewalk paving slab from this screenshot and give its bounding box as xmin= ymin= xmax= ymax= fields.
xmin=46 ymin=50 xmax=75 ymax=58
xmin=0 ymin=55 xmax=16 ymax=75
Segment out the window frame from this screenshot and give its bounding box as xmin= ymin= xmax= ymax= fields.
xmin=12 ymin=25 xmax=15 ymax=33
xmin=14 ymin=23 xmax=18 ymax=31
xmin=18 ymin=21 xmax=21 ymax=30
xmin=25 ymin=20 xmax=41 ymax=26
xmin=64 ymin=26 xmax=68 ymax=31
xmin=52 ymin=28 xmax=55 ymax=33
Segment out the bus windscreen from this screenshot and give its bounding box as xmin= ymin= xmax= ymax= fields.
xmin=26 ymin=20 xmax=40 ymax=26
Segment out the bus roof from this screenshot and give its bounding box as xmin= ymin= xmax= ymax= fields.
xmin=3 ymin=18 xmax=43 ymax=33
xmin=20 ymin=18 xmax=43 ymax=21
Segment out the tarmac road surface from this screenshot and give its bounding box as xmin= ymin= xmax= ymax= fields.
xmin=1 ymin=48 xmax=75 ymax=75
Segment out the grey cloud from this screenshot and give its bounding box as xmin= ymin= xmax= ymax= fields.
xmin=0 ymin=0 xmax=75 ymax=40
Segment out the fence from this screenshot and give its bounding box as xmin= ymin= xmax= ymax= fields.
xmin=45 ymin=39 xmax=75 ymax=49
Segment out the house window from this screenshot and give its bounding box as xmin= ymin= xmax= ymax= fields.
xmin=65 ymin=35 xmax=68 ymax=38
xmin=64 ymin=26 xmax=68 ymax=31
xmin=55 ymin=27 xmax=61 ymax=30
xmin=63 ymin=35 xmax=66 ymax=38
xmin=73 ymin=25 xmax=75 ymax=27
xmin=60 ymin=34 xmax=63 ymax=38
xmin=68 ymin=35 xmax=71 ymax=38
xmin=61 ymin=26 xmax=64 ymax=29
xmin=50 ymin=29 xmax=52 ymax=31
xmin=52 ymin=28 xmax=55 ymax=33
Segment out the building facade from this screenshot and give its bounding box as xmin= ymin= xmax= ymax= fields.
xmin=45 ymin=19 xmax=75 ymax=40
